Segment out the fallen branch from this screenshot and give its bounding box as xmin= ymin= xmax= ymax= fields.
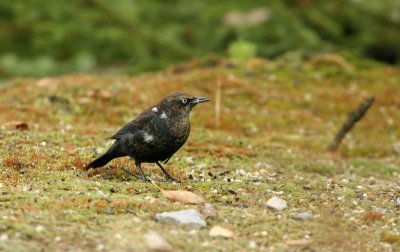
xmin=326 ymin=97 xmax=375 ymax=151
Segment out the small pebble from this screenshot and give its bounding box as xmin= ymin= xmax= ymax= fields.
xmin=155 ymin=209 xmax=206 ymax=228
xmin=189 ymin=229 xmax=198 ymax=236
xmin=0 ymin=234 xmax=8 ymax=241
xmin=372 ymin=207 xmax=388 ymax=215
xmin=144 ymin=231 xmax=173 ymax=252
xmin=209 ymin=226 xmax=234 ymax=238
xmin=254 ymin=162 xmax=272 ymax=169
xmin=296 ymin=212 xmax=313 ymax=220
xmin=186 ymin=156 xmax=195 ymax=163
xmin=248 ymin=240 xmax=257 ymax=249
xmin=96 ymin=244 xmax=105 ymax=251
xmin=198 ymin=163 xmax=207 ymax=169
xmin=238 ymin=169 xmax=246 ymax=176
xmin=201 ymin=203 xmax=217 ymax=219
xmin=35 ymin=225 xmax=45 ymax=232
xmin=356 ymin=192 xmax=364 ymax=199
xmin=266 ymin=196 xmax=287 ymax=211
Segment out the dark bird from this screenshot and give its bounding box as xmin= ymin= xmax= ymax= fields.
xmin=86 ymin=92 xmax=209 ymax=182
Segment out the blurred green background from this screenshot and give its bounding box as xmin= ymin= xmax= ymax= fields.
xmin=1 ymin=0 xmax=399 ymax=77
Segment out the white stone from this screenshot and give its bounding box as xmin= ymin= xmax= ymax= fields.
xmin=266 ymin=196 xmax=287 ymax=211
xmin=152 ymin=107 xmax=158 ymax=112
xmin=296 ymin=212 xmax=313 ymax=220
xmin=304 ymin=93 xmax=313 ymax=101
xmin=144 ymin=231 xmax=173 ymax=252
xmin=96 ymin=244 xmax=105 ymax=251
xmin=185 ymin=156 xmax=195 ymax=163
xmin=35 ymin=225 xmax=45 ymax=232
xmin=209 ymin=226 xmax=233 ymax=238
xmin=238 ymin=169 xmax=246 ymax=176
xmin=248 ymin=240 xmax=257 ymax=249
xmin=198 ymin=163 xmax=207 ymax=169
xmin=0 ymin=234 xmax=8 ymax=241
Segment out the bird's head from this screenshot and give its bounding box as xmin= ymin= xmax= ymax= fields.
xmin=159 ymin=92 xmax=210 ymax=115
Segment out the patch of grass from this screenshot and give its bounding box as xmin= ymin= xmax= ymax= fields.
xmin=0 ymin=57 xmax=399 ymax=251
xmin=349 ymin=159 xmax=399 ymax=179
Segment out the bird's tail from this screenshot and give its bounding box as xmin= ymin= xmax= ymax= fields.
xmin=86 ymin=143 xmax=123 ymax=170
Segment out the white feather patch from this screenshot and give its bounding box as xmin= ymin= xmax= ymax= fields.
xmin=143 ymin=132 xmax=154 ymax=142
xmin=160 ymin=112 xmax=167 ymax=119
xmin=152 ymin=107 xmax=158 ymax=112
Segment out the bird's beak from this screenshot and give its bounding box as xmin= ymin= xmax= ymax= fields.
xmin=192 ymin=96 xmax=210 ymax=105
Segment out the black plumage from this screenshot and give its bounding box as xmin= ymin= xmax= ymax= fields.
xmin=86 ymin=92 xmax=209 ymax=182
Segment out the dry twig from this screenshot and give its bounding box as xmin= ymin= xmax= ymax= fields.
xmin=326 ymin=97 xmax=375 ymax=151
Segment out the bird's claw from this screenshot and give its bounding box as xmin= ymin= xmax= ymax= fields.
xmin=122 ymin=168 xmax=141 ymax=179
xmin=142 ymin=176 xmax=151 ymax=183
xmin=167 ymin=177 xmax=181 ymax=183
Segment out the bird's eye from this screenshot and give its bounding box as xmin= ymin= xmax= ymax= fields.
xmin=181 ymin=98 xmax=188 ymax=104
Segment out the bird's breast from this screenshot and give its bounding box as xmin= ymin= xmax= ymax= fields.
xmin=157 ymin=116 xmax=190 ymax=144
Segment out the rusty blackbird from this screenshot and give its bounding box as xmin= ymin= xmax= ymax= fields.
xmin=86 ymin=92 xmax=209 ymax=182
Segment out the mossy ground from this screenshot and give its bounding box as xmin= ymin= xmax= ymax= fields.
xmin=0 ymin=56 xmax=399 ymax=251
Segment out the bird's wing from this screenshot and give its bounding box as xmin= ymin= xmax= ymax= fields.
xmin=110 ymin=110 xmax=155 ymax=140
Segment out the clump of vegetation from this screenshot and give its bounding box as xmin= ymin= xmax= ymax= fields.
xmin=0 ymin=0 xmax=399 ymax=76
xmin=228 ymin=39 xmax=257 ymax=63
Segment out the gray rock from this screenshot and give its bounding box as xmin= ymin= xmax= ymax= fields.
xmin=265 ymin=196 xmax=287 ymax=211
xmin=155 ymin=209 xmax=206 ymax=228
xmin=296 ymin=212 xmax=313 ymax=220
xmin=372 ymin=206 xmax=390 ymax=215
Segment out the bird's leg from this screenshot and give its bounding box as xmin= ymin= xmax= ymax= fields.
xmin=135 ymin=162 xmax=150 ymax=182
xmin=163 ymin=157 xmax=171 ymax=164
xmin=155 ymin=161 xmax=180 ymax=183
xmin=121 ymin=168 xmax=141 ymax=180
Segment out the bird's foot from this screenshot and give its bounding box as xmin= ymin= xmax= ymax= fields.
xmin=123 ymin=168 xmax=151 ymax=183
xmin=142 ymin=176 xmax=151 ymax=183
xmin=166 ymin=176 xmax=181 ymax=183
xmin=122 ymin=168 xmax=142 ymax=179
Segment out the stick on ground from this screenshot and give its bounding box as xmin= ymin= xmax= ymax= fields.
xmin=326 ymin=97 xmax=375 ymax=151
